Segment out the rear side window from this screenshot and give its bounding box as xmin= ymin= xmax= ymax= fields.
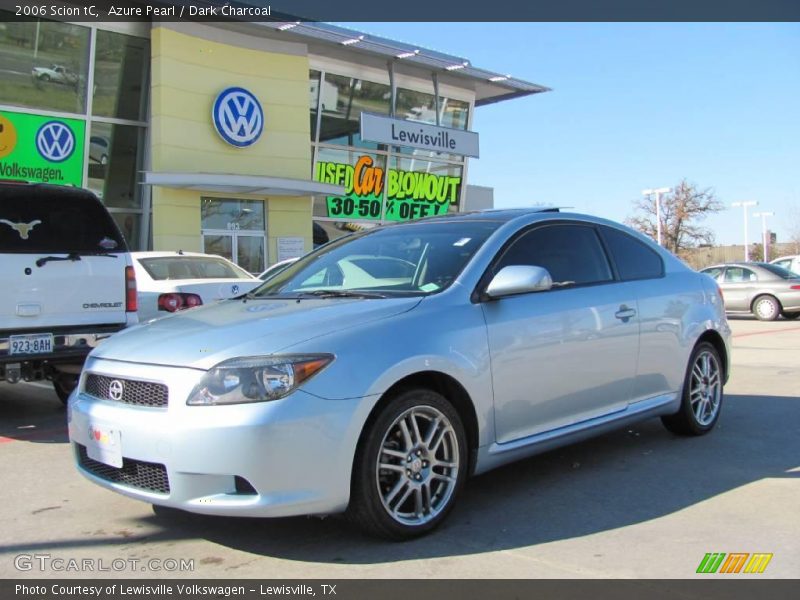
xmin=0 ymin=186 xmax=125 ymax=254
xmin=497 ymin=224 xmax=613 ymax=286
xmin=724 ymin=267 xmax=757 ymax=282
xmin=599 ymin=226 xmax=664 ymax=281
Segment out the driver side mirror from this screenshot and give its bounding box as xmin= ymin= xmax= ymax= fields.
xmin=485 ymin=265 xmax=553 ymax=299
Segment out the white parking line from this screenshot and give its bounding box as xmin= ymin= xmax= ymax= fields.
xmin=20 ymin=382 xmax=53 ymax=390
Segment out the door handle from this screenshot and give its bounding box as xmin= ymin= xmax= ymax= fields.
xmin=615 ymin=306 xmax=637 ymax=321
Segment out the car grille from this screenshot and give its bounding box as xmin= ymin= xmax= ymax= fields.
xmin=77 ymin=444 xmax=170 ymax=494
xmin=85 ymin=374 xmax=168 ymax=407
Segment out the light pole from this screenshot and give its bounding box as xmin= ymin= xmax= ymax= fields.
xmin=753 ymin=211 xmax=774 ymax=262
xmin=642 ymin=187 xmax=672 ymax=246
xmin=732 ymin=201 xmax=759 ymax=261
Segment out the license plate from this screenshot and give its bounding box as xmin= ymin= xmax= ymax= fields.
xmin=9 ymin=333 xmax=54 ymax=355
xmin=86 ymin=423 xmax=123 ymax=468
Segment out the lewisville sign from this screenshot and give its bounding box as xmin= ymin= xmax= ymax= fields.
xmin=360 ymin=113 xmax=480 ymax=158
xmin=315 ymin=155 xmax=462 ymax=221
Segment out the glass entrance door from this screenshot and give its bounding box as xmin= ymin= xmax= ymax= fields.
xmin=201 ymin=198 xmax=266 ymax=274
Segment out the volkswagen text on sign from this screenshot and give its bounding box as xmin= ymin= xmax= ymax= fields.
xmin=360 ymin=113 xmax=480 ymax=158
xmin=212 ymin=87 xmax=264 ymax=148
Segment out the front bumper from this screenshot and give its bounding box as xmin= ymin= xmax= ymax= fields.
xmin=68 ymin=357 xmax=366 ymax=517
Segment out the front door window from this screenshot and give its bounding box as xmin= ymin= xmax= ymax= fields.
xmin=201 ymin=198 xmax=266 ymax=274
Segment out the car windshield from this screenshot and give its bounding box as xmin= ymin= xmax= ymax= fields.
xmin=756 ymin=263 xmax=799 ymax=279
xmin=253 ymin=220 xmax=501 ymax=298
xmin=139 ymin=256 xmax=253 ymax=280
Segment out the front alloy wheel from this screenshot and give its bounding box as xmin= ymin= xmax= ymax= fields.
xmin=662 ymin=342 xmax=723 ymax=435
xmin=348 ymin=389 xmax=467 ymax=540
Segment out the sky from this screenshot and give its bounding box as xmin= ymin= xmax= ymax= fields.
xmin=340 ymin=23 xmax=800 ymax=246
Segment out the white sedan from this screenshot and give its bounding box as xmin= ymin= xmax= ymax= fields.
xmin=131 ymin=251 xmax=263 ymax=322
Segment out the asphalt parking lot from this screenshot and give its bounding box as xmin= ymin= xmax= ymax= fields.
xmin=0 ymin=318 xmax=798 ymax=579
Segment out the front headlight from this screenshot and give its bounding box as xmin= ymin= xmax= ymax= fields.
xmin=187 ymin=354 xmax=334 ymax=406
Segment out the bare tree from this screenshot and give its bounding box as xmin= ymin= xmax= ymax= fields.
xmin=626 ymin=180 xmax=724 ymax=256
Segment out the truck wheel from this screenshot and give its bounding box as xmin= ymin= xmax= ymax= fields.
xmin=53 ymin=377 xmax=77 ymax=405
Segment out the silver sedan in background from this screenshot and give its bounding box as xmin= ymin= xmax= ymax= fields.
xmin=69 ymin=210 xmax=731 ymax=539
xmin=700 ymin=262 xmax=800 ymax=321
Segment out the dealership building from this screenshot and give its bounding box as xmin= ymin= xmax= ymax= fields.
xmin=0 ymin=16 xmax=547 ymax=272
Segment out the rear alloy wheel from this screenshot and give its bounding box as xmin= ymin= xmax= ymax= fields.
xmin=752 ymin=295 xmax=780 ymax=321
xmin=781 ymin=311 xmax=800 ymax=320
xmin=662 ymin=342 xmax=723 ymax=436
xmin=348 ymin=389 xmax=467 ymax=540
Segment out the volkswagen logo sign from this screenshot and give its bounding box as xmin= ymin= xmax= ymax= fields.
xmin=35 ymin=121 xmax=76 ymax=162
xmin=108 ymin=379 xmax=124 ymax=401
xmin=212 ymin=87 xmax=264 ymax=148
xmin=231 ymin=284 xmax=240 ymax=295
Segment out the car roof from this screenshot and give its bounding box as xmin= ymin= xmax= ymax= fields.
xmin=701 ymin=262 xmax=786 ymax=272
xmin=416 ymin=207 xmax=564 ymax=223
xmin=132 ymin=251 xmax=228 ymax=259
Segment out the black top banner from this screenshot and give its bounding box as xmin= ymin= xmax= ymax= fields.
xmin=0 ymin=0 xmax=799 ymax=22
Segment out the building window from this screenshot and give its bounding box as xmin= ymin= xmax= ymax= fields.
xmin=317 ymin=73 xmax=390 ymax=148
xmin=0 ymin=15 xmax=90 ymax=114
xmin=396 ymin=87 xmax=437 ymax=124
xmin=86 ymin=121 xmax=145 ymax=209
xmin=92 ymin=30 xmax=148 ymax=121
xmin=309 ymin=69 xmax=321 ymax=141
xmin=439 ymin=96 xmax=469 ymax=130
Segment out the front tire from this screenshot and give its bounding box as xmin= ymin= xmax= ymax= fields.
xmin=662 ymin=342 xmax=724 ymax=436
xmin=753 ymin=295 xmax=780 ymax=321
xmin=347 ymin=388 xmax=467 ymax=540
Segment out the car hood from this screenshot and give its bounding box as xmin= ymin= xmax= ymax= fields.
xmin=91 ymin=296 xmax=423 ymax=370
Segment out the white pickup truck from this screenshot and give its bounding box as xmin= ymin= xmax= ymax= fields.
xmin=0 ymin=183 xmax=137 ymax=403
xmin=31 ymin=64 xmax=80 ymax=88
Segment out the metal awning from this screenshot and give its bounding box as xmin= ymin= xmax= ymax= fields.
xmin=142 ymin=172 xmax=344 ymax=197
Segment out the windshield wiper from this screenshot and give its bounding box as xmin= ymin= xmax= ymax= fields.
xmin=36 ymin=253 xmax=82 ymax=267
xmin=35 ymin=251 xmax=118 ymax=268
xmin=298 ymin=289 xmax=388 ymax=299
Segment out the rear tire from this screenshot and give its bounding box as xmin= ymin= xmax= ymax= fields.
xmin=752 ymin=295 xmax=780 ymax=321
xmin=662 ymin=342 xmax=723 ymax=436
xmin=347 ymin=388 xmax=467 ymax=540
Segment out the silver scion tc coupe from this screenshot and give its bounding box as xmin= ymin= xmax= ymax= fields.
xmin=69 ymin=209 xmax=731 ymax=540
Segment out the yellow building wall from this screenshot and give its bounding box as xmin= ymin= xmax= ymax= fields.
xmin=149 ymin=25 xmax=313 ymax=260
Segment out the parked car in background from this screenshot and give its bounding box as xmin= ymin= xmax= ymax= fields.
xmin=70 ymin=210 xmax=731 ymax=539
xmin=313 ymin=221 xmax=330 ymax=248
xmin=1 ymin=183 xmax=137 ymax=403
xmin=258 ymin=257 xmax=299 ymax=281
xmin=770 ymin=255 xmax=800 ymax=276
xmin=131 ymin=251 xmax=262 ymax=322
xmin=89 ymin=136 xmax=110 ymax=165
xmin=700 ymin=262 xmax=800 ymax=321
